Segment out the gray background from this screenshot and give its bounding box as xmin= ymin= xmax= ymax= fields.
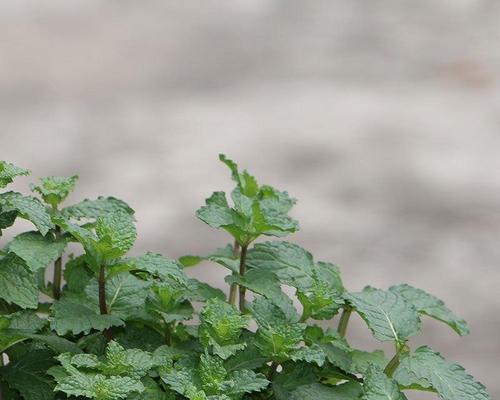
xmin=1 ymin=1 xmax=499 ymax=398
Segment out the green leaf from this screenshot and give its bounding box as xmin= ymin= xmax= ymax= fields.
xmin=52 ymin=343 xmax=149 ymax=400
xmin=0 ymin=208 xmax=18 ymax=234
xmin=31 ymin=175 xmax=78 ymax=208
xmin=125 ymin=252 xmax=186 ymax=281
xmin=350 ymin=350 xmax=388 ymax=375
xmin=221 ymin=368 xmax=269 ymax=396
xmin=219 ymin=154 xmax=259 ymax=198
xmin=272 ymin=363 xmax=317 ymax=400
xmin=56 ymin=372 xmax=144 ymax=400
xmin=62 ymin=196 xmax=134 ymax=220
xmin=246 ymin=242 xmax=345 ymax=319
xmin=362 ymin=366 xmax=406 ymax=400
xmin=50 ymin=297 xmax=125 ymax=335
xmin=389 ymin=284 xmax=469 ymax=336
xmin=0 ymin=161 xmax=29 ymax=188
xmin=199 ymin=298 xmax=249 ymax=359
xmin=225 ymin=269 xmax=294 ymax=315
xmin=0 ymin=254 xmax=38 ymax=309
xmin=7 ymin=231 xmax=68 ymax=272
xmin=1 ymin=349 xmax=57 ymax=400
xmin=100 ymin=341 xmax=153 ymax=379
xmin=94 ymin=211 xmax=137 ymax=259
xmin=250 ymin=297 xmax=307 ymax=362
xmin=64 ymin=255 xmax=93 ymax=293
xmin=85 ymin=272 xmax=151 ymax=320
xmin=290 ymin=344 xmax=325 ymax=366
xmin=344 ymin=288 xmax=421 ymax=342
xmin=394 ymin=346 xmax=490 ymax=400
xmin=224 ymin=341 xmax=268 ymax=372
xmin=0 ymin=191 xmax=54 ymax=235
xmin=197 ymin=157 xmax=298 ymax=245
xmin=289 ymin=382 xmax=363 ymax=400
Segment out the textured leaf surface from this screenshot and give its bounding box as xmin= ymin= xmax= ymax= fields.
xmin=289 ymin=382 xmax=363 ymax=400
xmin=389 ymin=284 xmax=469 ymax=336
xmin=95 ymin=211 xmax=137 ymax=259
xmin=0 ymin=254 xmax=38 ymax=309
xmin=0 ymin=191 xmax=53 ymax=234
xmin=53 ymin=343 xmax=149 ymax=400
xmin=362 ymin=366 xmax=406 ymax=400
xmin=345 ymin=289 xmax=421 ymax=342
xmin=7 ymin=231 xmax=68 ymax=272
xmin=394 ymin=346 xmax=490 ymax=400
xmin=199 ymin=298 xmax=249 ymax=359
xmin=85 ymin=272 xmax=150 ymax=319
xmin=31 ymin=175 xmax=78 ymax=208
xmin=126 ymin=252 xmax=186 ymax=280
xmin=50 ymin=297 xmax=125 ymax=335
xmin=62 ymin=196 xmax=134 ymax=220
xmin=247 ymin=242 xmax=344 ymax=319
xmin=0 ymin=161 xmax=29 ymax=188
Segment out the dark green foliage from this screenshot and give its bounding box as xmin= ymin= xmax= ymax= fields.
xmin=0 ymin=157 xmax=489 ymax=400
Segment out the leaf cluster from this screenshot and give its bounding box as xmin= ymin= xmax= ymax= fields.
xmin=0 ymin=157 xmax=490 ymax=400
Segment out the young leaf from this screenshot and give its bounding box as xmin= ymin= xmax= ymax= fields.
xmin=94 ymin=211 xmax=137 ymax=259
xmin=394 ymin=346 xmax=490 ymax=400
xmin=0 ymin=253 xmax=38 ymax=309
xmin=389 ymin=284 xmax=469 ymax=336
xmin=31 ymin=175 xmax=78 ymax=208
xmin=197 ymin=156 xmax=298 ymax=246
xmin=344 ymin=288 xmax=421 ymax=342
xmin=0 ymin=161 xmax=29 ymax=188
xmin=7 ymin=231 xmax=68 ymax=272
xmin=0 ymin=191 xmax=54 ymax=235
xmin=199 ymin=298 xmax=250 ymax=359
xmin=100 ymin=341 xmax=153 ymax=379
xmin=52 ymin=342 xmax=150 ymax=400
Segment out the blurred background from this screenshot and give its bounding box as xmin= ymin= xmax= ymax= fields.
xmin=1 ymin=1 xmax=499 ymax=398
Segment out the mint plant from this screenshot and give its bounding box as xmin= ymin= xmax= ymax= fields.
xmin=0 ymin=157 xmax=491 ymax=400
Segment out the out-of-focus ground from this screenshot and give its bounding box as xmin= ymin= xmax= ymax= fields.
xmin=1 ymin=1 xmax=499 ymax=398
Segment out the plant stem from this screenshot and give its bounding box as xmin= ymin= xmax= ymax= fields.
xmin=165 ymin=323 xmax=172 ymax=346
xmin=98 ymin=265 xmax=108 ymax=315
xmin=238 ymin=244 xmax=248 ymax=312
xmin=384 ymin=343 xmax=405 ymax=377
xmin=228 ymin=241 xmax=240 ymax=305
xmin=98 ymin=265 xmax=113 ymax=341
xmin=337 ymin=307 xmax=352 ymax=338
xmin=267 ymin=361 xmax=279 ymax=381
xmin=52 ymin=225 xmax=62 ymax=300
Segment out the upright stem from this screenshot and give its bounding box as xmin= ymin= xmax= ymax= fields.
xmin=267 ymin=361 xmax=279 ymax=381
xmin=228 ymin=241 xmax=240 ymax=305
xmin=98 ymin=265 xmax=113 ymax=341
xmin=384 ymin=343 xmax=406 ymax=377
xmin=238 ymin=244 xmax=249 ymax=312
xmin=165 ymin=323 xmax=172 ymax=346
xmin=337 ymin=307 xmax=352 ymax=338
xmin=52 ymin=225 xmax=62 ymax=300
xmin=98 ymin=265 xmax=108 ymax=315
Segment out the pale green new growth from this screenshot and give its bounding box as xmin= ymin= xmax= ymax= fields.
xmin=31 ymin=175 xmax=78 ymax=208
